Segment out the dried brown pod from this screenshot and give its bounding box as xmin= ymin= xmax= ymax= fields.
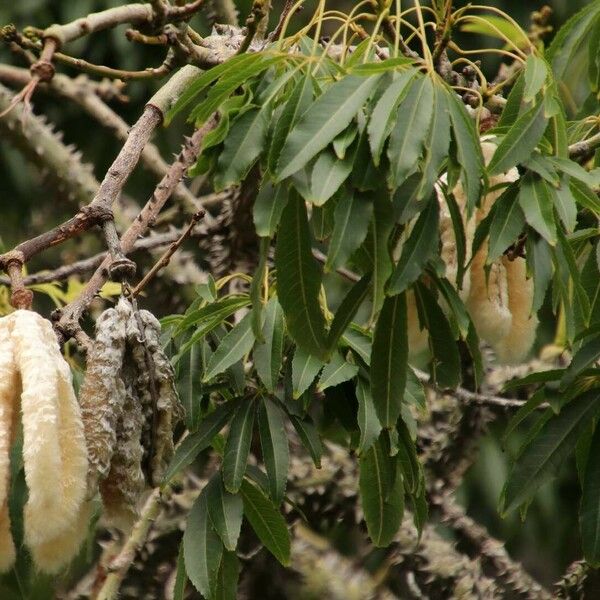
xmin=128 ymin=309 xmax=182 ymax=487
xmin=80 ymin=298 xmax=131 ymax=493
xmin=99 ymin=370 xmax=145 ymax=531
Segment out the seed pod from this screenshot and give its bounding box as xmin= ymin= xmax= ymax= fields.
xmin=493 ymin=257 xmax=538 ymax=364
xmin=99 ymin=366 xmax=145 ymax=531
xmin=10 ymin=311 xmax=88 ymax=551
xmin=0 ymin=318 xmax=17 ymax=572
xmin=80 ymin=298 xmax=131 ymax=493
xmin=129 ymin=309 xmax=182 ymax=486
xmin=28 ymin=501 xmax=93 ymax=574
xmin=466 ymin=248 xmax=512 ymax=346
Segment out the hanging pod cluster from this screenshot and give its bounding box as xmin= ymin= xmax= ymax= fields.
xmin=409 ymin=141 xmax=538 ymax=364
xmin=80 ymin=297 xmax=183 ymax=531
xmin=0 ymin=310 xmax=89 ymax=574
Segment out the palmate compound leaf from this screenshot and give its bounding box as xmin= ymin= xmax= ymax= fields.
xmin=275 ymin=190 xmax=328 ymax=358
xmin=240 ymin=479 xmax=291 ymax=566
xmin=371 ymin=293 xmax=408 ymax=428
xmin=359 ymin=434 xmax=404 ymax=546
xmin=502 ymin=390 xmax=600 ymax=515
xmin=275 ymin=74 xmax=382 ymax=181
xmin=183 ymin=491 xmax=223 ymax=598
xmin=257 ymin=397 xmax=289 ymax=505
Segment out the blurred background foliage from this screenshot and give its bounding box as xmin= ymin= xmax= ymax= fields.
xmin=0 ymin=0 xmax=594 ymax=591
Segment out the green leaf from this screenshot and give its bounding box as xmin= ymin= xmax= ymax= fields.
xmin=275 ymin=191 xmax=328 ymax=358
xmin=309 ymin=150 xmax=354 ymax=206
xmin=502 ymin=391 xmax=600 ymax=514
xmin=326 ymin=190 xmax=373 ymax=272
xmin=446 ymin=88 xmax=484 ymax=213
xmin=163 ymin=400 xmax=239 ymax=484
xmin=292 ymin=346 xmax=324 ymax=398
xmin=523 ymin=55 xmax=548 ymax=102
xmin=258 ymin=397 xmax=289 ymax=504
xmin=333 ymin=122 xmax=358 ymax=159
xmin=526 ymin=234 xmax=554 ymax=313
xmin=223 ymin=400 xmax=255 ymax=493
xmin=367 ymin=70 xmax=416 ymax=166
xmin=497 ymin=72 xmax=525 ymax=128
xmin=250 ymin=238 xmax=269 ymax=342
xmin=414 ymin=282 xmax=461 ymax=388
xmin=431 ymin=273 xmax=471 ymax=339
xmin=418 ymin=83 xmax=451 ymax=200
xmin=213 ymin=551 xmax=239 ymax=600
xmin=405 ymin=367 xmax=426 ymax=411
xmin=206 ymin=475 xmax=244 ymax=551
xmin=327 ymin=273 xmax=372 ymax=352
xmin=396 ymin=420 xmax=423 ymax=495
xmin=288 ymin=414 xmax=323 ymax=468
xmin=191 ymin=56 xmax=281 ymax=125
xmin=561 ymin=339 xmax=600 ymax=389
xmin=387 ymin=75 xmax=434 ymax=188
xmin=311 ymin=200 xmax=336 ymax=241
xmin=388 ymin=197 xmax=439 ymax=295
xmin=487 ymin=184 xmax=525 ymax=262
xmin=342 ymin=325 xmax=372 ymax=366
xmin=254 ymin=298 xmax=285 ymax=394
xmin=268 ymin=72 xmax=313 ymax=174
xmin=359 ymin=436 xmax=404 ymax=546
xmin=240 ymin=479 xmax=291 ymax=565
xmin=552 ymin=176 xmax=578 ymax=232
xmin=184 ymin=492 xmax=223 ymax=598
xmin=371 ymin=294 xmax=408 ymax=427
xmin=570 ymin=178 xmax=600 ymax=213
xmin=370 ymin=195 xmax=395 ymax=316
xmin=350 ymin=57 xmax=414 ymax=74
xmin=317 ymin=352 xmax=359 ymax=391
xmin=356 ymin=377 xmax=382 ymax=454
xmin=488 ymin=101 xmax=548 ymax=175
xmin=177 ymin=343 xmax=204 ymax=430
xmin=518 ymin=172 xmax=557 ymax=245
xmin=581 ymin=424 xmax=600 ymax=565
xmin=204 ymin=312 xmax=256 ymax=381
xmin=276 ymin=75 xmax=382 ymax=180
xmin=175 ymin=296 xmax=250 ymax=336
xmin=254 ymin=182 xmax=289 ymax=239
xmin=167 ymin=54 xmax=261 ymax=122
xmin=214 ymin=107 xmax=270 ymax=190
xmin=174 ymin=543 xmax=187 ymax=600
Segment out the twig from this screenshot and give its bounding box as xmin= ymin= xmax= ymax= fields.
xmin=94 ymin=487 xmax=167 ymax=600
xmin=311 ymin=248 xmax=361 ymax=282
xmin=205 ymin=0 xmax=240 ymax=27
xmin=268 ymin=0 xmax=300 ymax=42
xmin=54 ymin=115 xmax=216 ymax=341
xmin=0 ymin=229 xmax=196 ymax=287
xmin=568 ymin=130 xmax=600 ymax=162
xmin=0 ymin=65 xmax=200 ymax=212
xmin=0 ymin=65 xmax=201 ymax=273
xmin=131 ymin=212 xmax=203 ymax=296
xmin=432 ymin=492 xmax=553 ymax=600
